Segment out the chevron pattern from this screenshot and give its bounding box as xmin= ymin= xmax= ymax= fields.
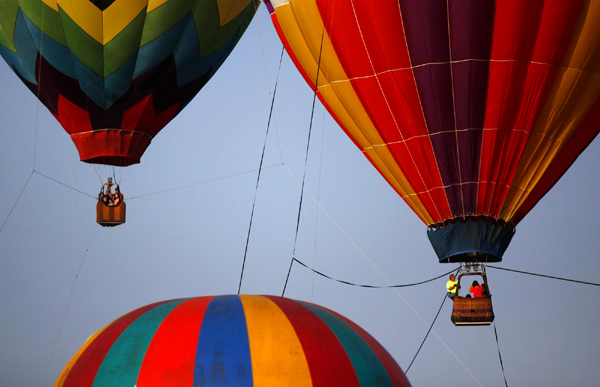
xmin=0 ymin=0 xmax=259 ymax=166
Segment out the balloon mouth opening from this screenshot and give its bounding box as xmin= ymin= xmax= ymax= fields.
xmin=427 ymin=217 xmax=515 ymax=263
xmin=83 ymin=156 xmax=140 ymax=167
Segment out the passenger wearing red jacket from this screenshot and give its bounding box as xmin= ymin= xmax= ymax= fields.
xmin=469 ymin=280 xmax=484 ymax=298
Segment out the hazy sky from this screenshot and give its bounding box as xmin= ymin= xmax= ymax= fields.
xmin=1 ymin=4 xmax=599 ymax=387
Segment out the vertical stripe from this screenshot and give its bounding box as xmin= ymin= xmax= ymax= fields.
xmin=479 ymin=0 xmax=583 ymax=219
xmin=264 ymin=296 xmax=361 ymax=387
xmin=315 ymin=0 xmax=452 ymax=222
xmin=300 ymin=302 xmax=394 ymax=387
xmin=511 ymin=95 xmax=600 ymax=224
xmin=239 ymin=295 xmax=313 ymax=386
xmin=136 ymin=297 xmax=214 ymax=387
xmin=501 ymin=0 xmax=600 ymax=220
xmin=61 ymin=300 xmax=170 ymax=387
xmin=193 ymin=295 xmax=252 ymax=387
xmin=448 ymin=0 xmax=495 ymax=215
xmin=320 ymin=304 xmax=412 ymax=387
xmin=91 ymin=299 xmax=187 ymax=387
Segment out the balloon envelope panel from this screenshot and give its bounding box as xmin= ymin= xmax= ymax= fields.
xmin=0 ymin=0 xmax=259 ymax=166
xmin=265 ymin=0 xmax=600 ymax=261
xmin=54 ymin=295 xmax=411 ymax=387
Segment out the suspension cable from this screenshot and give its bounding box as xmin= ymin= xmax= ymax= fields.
xmin=238 ymin=47 xmax=286 ymax=294
xmin=493 ymin=322 xmax=509 ymax=387
xmin=39 ymin=224 xmax=98 ymax=387
xmin=487 ymin=265 xmax=600 ymax=287
xmin=405 ymin=290 xmax=450 ymax=373
xmin=293 ymin=258 xmax=456 ymax=288
xmin=281 ymin=9 xmax=328 ymax=298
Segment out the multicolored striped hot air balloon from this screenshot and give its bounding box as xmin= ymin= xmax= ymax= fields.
xmin=0 ymin=0 xmax=258 ymax=166
xmin=265 ymin=0 xmax=600 ymax=263
xmin=54 ymin=295 xmax=411 ymax=386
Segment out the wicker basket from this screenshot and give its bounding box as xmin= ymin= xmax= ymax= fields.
xmin=96 ymin=201 xmax=126 ymax=227
xmin=451 ymin=295 xmax=494 ymax=326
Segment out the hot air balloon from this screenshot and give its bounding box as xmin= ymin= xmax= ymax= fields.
xmin=55 ymin=295 xmax=412 ymax=386
xmin=265 ymin=0 xmax=600 ymax=265
xmin=0 ymin=0 xmax=259 ymax=225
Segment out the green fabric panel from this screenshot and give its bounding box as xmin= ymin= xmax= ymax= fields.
xmin=104 ymin=8 xmax=146 ymax=77
xmin=140 ymin=0 xmax=195 ymax=47
xmin=0 ymin=0 xmax=20 ymax=51
xmin=301 ymin=303 xmax=394 ymax=387
xmin=91 ymin=299 xmax=188 ymax=387
xmin=192 ymin=0 xmax=221 ymax=56
xmin=208 ymin=0 xmax=257 ymax=54
xmin=194 ymin=0 xmax=258 ymax=57
xmin=19 ymin=0 xmax=67 ymax=46
xmin=58 ymin=6 xmax=104 ymax=77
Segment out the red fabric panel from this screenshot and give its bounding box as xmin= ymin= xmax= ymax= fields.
xmin=477 ymin=0 xmax=582 ymax=217
xmin=316 ymin=0 xmax=451 ymax=223
xmin=62 ymin=301 xmax=169 ymax=387
xmin=136 ymin=297 xmax=214 ymax=386
xmin=263 ymin=296 xmax=361 ymax=387
xmin=53 ymin=94 xmax=93 ymax=135
xmin=302 ymin=301 xmax=411 ymax=387
xmin=512 ymin=97 xmax=600 ymax=224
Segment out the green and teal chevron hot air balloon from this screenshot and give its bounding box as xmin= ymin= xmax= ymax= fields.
xmin=0 ymin=0 xmax=259 ymax=166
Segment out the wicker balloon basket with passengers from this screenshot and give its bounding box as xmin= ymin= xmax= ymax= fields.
xmin=451 ymin=264 xmax=494 ymax=326
xmin=96 ymin=178 xmax=125 ymax=227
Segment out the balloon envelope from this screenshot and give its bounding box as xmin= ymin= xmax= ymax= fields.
xmin=0 ymin=0 xmax=259 ymax=166
xmin=55 ymin=295 xmax=411 ymax=386
xmin=265 ymin=0 xmax=600 ymax=262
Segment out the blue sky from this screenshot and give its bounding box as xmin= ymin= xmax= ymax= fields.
xmin=1 ymin=4 xmax=599 ymax=386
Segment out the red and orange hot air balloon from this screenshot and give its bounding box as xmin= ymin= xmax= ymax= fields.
xmin=265 ymin=0 xmax=600 ymax=263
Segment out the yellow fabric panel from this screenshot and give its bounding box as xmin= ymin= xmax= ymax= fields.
xmin=217 ymin=0 xmax=254 ymax=26
xmin=275 ymin=1 xmax=432 ymax=222
xmin=53 ymin=324 xmax=109 ymax=387
xmin=41 ymin=0 xmax=59 ymax=12
xmin=501 ymin=0 xmax=600 ymax=220
xmin=148 ymin=0 xmax=169 ymax=12
xmin=103 ymin=0 xmax=148 ymax=44
xmin=57 ymin=0 xmax=102 ymax=43
xmin=239 ymin=295 xmax=313 ymax=386
xmin=56 ymin=0 xmax=147 ymax=44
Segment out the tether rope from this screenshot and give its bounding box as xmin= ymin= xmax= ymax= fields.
xmin=34 ymin=170 xmax=96 ymax=199
xmin=293 ymin=258 xmax=456 ymax=288
xmin=125 ymin=164 xmax=281 ymax=201
xmin=39 ymin=224 xmax=97 ymax=387
xmin=0 ymin=171 xmax=34 ymax=233
xmin=487 ymin=265 xmax=600 ymax=286
xmin=238 ymin=47 xmax=286 ymax=294
xmin=311 ymin=110 xmax=327 ymax=302
xmin=494 ymin=322 xmax=509 ymax=387
xmin=405 ymin=290 xmax=450 ymax=373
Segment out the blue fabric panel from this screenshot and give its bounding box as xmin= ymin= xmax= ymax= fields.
xmin=173 ymin=15 xmax=200 ymax=86
xmin=69 ymin=51 xmax=105 ymax=109
xmin=22 ymin=11 xmax=76 ymax=79
xmin=104 ymin=50 xmax=138 ymax=109
xmin=193 ymin=295 xmax=252 ymax=387
xmin=427 ymin=219 xmax=515 ymax=263
xmin=9 ymin=10 xmax=38 ymax=84
xmin=177 ymin=32 xmax=237 ymax=87
xmin=133 ymin=14 xmax=190 ymax=79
